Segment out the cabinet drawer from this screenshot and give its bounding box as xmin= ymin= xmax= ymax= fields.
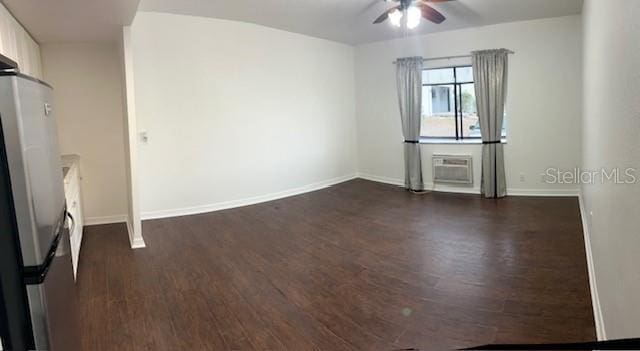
xmin=67 ymin=195 xmax=80 ymax=224
xmin=63 ymin=165 xmax=80 ymax=195
xmin=69 ymin=208 xmax=82 ymax=280
xmin=64 ymin=183 xmax=79 ymax=204
xmin=61 ymin=156 xmax=83 ymax=280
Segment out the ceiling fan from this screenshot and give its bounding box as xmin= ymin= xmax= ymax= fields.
xmin=373 ymin=0 xmax=453 ymax=29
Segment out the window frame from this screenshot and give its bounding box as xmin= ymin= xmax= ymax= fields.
xmin=421 ymin=65 xmax=479 ymax=141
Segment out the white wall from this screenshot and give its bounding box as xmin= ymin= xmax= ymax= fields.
xmin=0 ymin=2 xmax=42 ymax=79
xmin=131 ymin=12 xmax=357 ymax=218
xmin=41 ymin=44 xmax=129 ymax=224
xmin=582 ymin=0 xmax=640 ymax=339
xmin=355 ymin=16 xmax=582 ymax=195
xmin=118 ymin=26 xmax=145 ymax=248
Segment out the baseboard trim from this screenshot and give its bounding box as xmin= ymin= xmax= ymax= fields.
xmin=507 ymin=188 xmax=580 ymax=197
xmin=578 ymin=192 xmax=606 ymax=340
xmin=358 ymin=173 xmax=480 ymax=194
xmin=141 ymin=173 xmax=358 ymax=220
xmin=356 ymin=173 xmax=404 ymax=187
xmin=84 ymin=215 xmax=128 ymax=226
xmin=126 ymin=219 xmax=146 ymax=249
xmin=357 ymin=173 xmax=579 ymax=197
xmin=424 ymin=182 xmax=480 ymax=194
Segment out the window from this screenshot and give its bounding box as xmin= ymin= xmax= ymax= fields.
xmin=421 ymin=66 xmax=506 ymax=140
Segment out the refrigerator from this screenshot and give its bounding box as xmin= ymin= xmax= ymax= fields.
xmin=0 ymin=63 xmax=81 ymax=349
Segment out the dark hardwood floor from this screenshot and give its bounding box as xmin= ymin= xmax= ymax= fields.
xmin=77 ymin=179 xmax=595 ymax=350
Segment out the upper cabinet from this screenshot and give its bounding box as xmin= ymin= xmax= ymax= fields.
xmin=0 ymin=3 xmax=42 ymax=80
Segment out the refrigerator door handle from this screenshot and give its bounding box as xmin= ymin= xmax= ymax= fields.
xmin=22 ymin=232 xmax=61 ymax=285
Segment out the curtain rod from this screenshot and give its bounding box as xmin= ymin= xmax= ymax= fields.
xmin=392 ymin=50 xmax=515 ymax=64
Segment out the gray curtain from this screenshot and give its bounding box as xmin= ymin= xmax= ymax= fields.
xmin=472 ymin=49 xmax=509 ymax=198
xmin=396 ymin=57 xmax=423 ymax=191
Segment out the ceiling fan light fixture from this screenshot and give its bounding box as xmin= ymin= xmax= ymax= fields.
xmin=388 ymin=8 xmax=403 ymax=27
xmin=406 ymin=5 xmax=421 ymax=29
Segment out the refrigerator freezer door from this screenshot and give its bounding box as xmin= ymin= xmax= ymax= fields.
xmin=26 ymin=227 xmax=81 ymax=351
xmin=0 ymin=75 xmax=66 ymax=267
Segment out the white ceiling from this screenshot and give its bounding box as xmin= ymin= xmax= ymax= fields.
xmin=138 ymin=0 xmax=583 ymax=45
xmin=1 ymin=0 xmax=141 ymax=43
xmin=1 ymin=0 xmax=582 ymax=45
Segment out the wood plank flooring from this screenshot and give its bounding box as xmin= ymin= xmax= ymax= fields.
xmin=77 ymin=179 xmax=596 ymax=350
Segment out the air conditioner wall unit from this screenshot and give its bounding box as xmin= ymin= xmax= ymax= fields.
xmin=432 ymin=154 xmax=473 ymax=184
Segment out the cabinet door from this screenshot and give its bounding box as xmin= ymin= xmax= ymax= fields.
xmin=29 ymin=38 xmax=43 ymax=79
xmin=0 ymin=5 xmax=18 ymax=61
xmin=75 ymin=192 xmax=84 ymax=246
xmin=0 ymin=4 xmax=43 ymax=79
xmin=15 ymin=26 xmax=30 ymax=74
xmin=68 ymin=192 xmax=81 ymax=279
xmin=72 ymin=216 xmax=82 ymax=278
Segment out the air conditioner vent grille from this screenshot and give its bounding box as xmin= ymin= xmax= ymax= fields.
xmin=432 ymin=155 xmax=473 ymax=184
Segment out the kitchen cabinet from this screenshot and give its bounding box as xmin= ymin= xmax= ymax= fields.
xmin=0 ymin=3 xmax=43 ymax=79
xmin=62 ymin=155 xmax=84 ymax=279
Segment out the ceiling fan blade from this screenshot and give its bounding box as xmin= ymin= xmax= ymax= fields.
xmin=373 ymin=5 xmax=401 ymax=24
xmin=418 ymin=3 xmax=446 ymax=24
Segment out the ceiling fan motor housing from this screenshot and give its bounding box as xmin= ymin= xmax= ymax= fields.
xmin=374 ymin=0 xmax=449 ymax=25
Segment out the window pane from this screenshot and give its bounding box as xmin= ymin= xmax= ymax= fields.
xmin=460 ymin=83 xmax=480 ymax=138
xmin=460 ymin=84 xmax=508 ymax=139
xmin=422 ymin=68 xmax=454 ymax=85
xmin=421 ymin=84 xmax=456 ymax=138
xmin=455 ymin=66 xmax=473 ymax=82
